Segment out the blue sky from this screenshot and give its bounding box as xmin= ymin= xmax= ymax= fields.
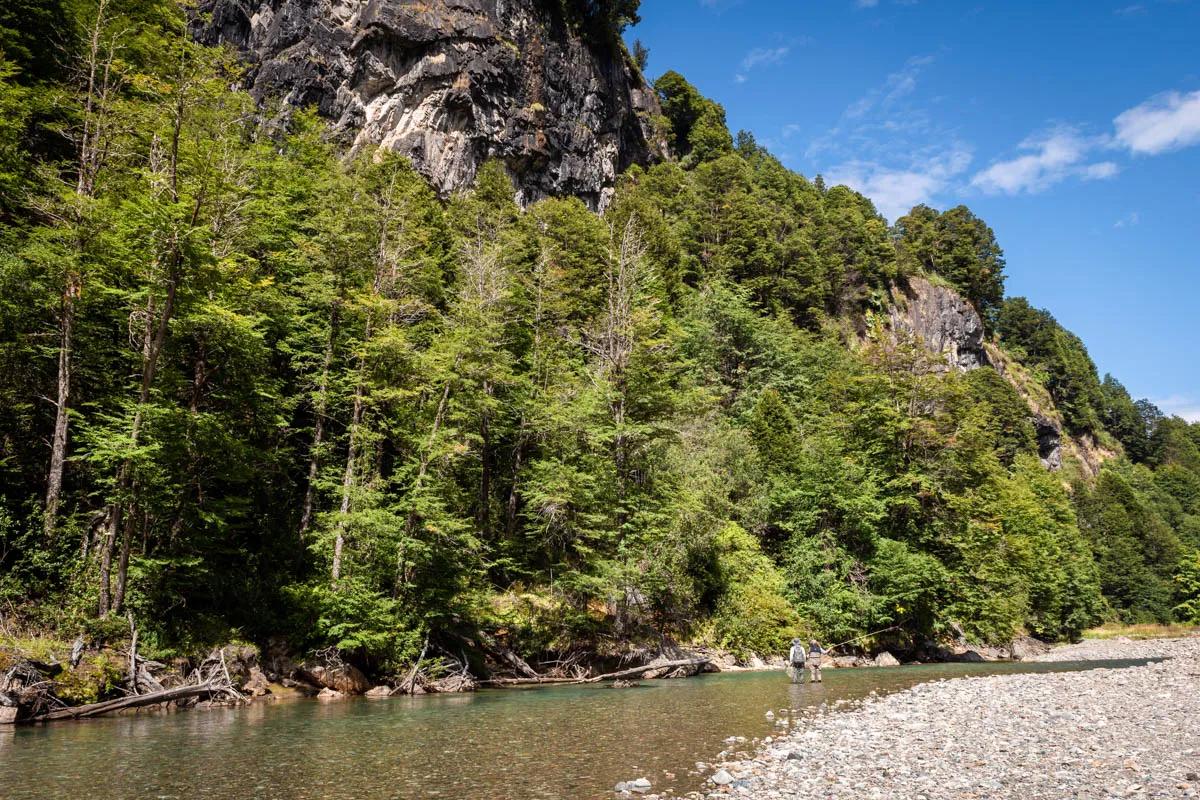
xmin=626 ymin=0 xmax=1200 ymax=419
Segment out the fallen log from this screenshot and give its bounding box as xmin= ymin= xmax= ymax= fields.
xmin=578 ymin=657 xmax=711 ymax=684
xmin=480 ymin=657 xmax=714 ymax=687
xmin=477 ymin=675 xmax=580 ymax=687
xmin=28 ymin=682 xmax=229 ymax=722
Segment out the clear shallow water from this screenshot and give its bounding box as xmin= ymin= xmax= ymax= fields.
xmin=0 ymin=658 xmax=1151 ymax=799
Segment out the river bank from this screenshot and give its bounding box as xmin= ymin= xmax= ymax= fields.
xmin=682 ymin=636 xmax=1200 ymax=800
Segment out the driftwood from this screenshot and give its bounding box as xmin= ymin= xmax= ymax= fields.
xmin=578 ymin=657 xmax=711 ymax=683
xmin=29 ymin=682 xmax=229 ymax=722
xmin=400 ymin=633 xmax=430 ymax=694
xmin=478 ymin=675 xmax=580 ymax=686
xmin=480 ymin=657 xmax=713 ymax=687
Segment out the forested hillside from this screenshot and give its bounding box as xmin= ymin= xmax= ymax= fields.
xmin=1 ymin=0 xmax=1197 ymax=676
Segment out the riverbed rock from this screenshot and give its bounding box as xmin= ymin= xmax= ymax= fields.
xmin=242 ymin=665 xmax=272 ymax=697
xmin=316 ymin=687 xmax=344 ymax=700
xmin=191 ymin=0 xmax=666 ymax=211
xmin=298 ymin=657 xmax=371 ymax=694
xmin=706 ymin=636 xmax=1200 ymax=800
xmin=874 ymin=651 xmax=900 ymax=667
xmin=710 ymin=769 xmax=734 ymax=786
xmin=365 ymin=685 xmax=394 ymax=697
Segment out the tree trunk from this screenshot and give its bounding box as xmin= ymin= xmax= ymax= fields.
xmin=505 ymin=431 xmax=526 ymax=538
xmin=299 ymin=306 xmax=338 ymax=539
xmin=30 ymin=683 xmax=228 ymax=722
xmin=45 ymin=0 xmax=113 ymax=540
xmin=111 ymin=509 xmax=137 ymax=614
xmin=332 ymin=358 xmax=366 ymax=585
xmin=43 ymin=288 xmax=75 ymax=539
xmin=478 ymin=381 xmax=492 ymax=537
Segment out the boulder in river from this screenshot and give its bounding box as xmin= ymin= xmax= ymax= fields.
xmin=299 ymin=656 xmax=370 ymax=694
xmin=242 ymin=666 xmax=272 ymax=697
xmin=874 ymin=651 xmax=901 ymax=667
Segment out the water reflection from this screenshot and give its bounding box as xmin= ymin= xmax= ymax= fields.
xmin=2 ymin=659 xmax=1151 ymax=799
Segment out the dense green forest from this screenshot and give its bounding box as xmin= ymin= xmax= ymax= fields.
xmin=1 ymin=0 xmax=1197 ymax=675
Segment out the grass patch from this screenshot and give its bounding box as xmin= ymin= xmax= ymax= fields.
xmin=1082 ymin=622 xmax=1200 ymax=640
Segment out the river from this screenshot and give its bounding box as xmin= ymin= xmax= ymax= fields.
xmin=1 ymin=658 xmax=1150 ymax=799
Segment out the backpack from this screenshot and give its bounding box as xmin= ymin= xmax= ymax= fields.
xmin=789 ymin=644 xmax=806 ymax=666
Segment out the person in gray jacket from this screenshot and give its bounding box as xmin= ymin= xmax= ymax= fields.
xmin=787 ymin=638 xmax=806 ymax=683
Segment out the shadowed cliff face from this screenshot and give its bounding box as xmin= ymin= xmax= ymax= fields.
xmin=194 ymin=0 xmax=665 ymax=208
xmin=886 ymin=275 xmax=990 ymax=372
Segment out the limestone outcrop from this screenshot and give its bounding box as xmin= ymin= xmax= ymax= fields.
xmin=193 ymin=0 xmax=665 ymax=208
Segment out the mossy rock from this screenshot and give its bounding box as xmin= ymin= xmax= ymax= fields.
xmin=53 ymin=652 xmax=126 ymax=705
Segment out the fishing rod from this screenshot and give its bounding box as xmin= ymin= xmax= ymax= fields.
xmin=826 ymin=624 xmax=905 ymax=653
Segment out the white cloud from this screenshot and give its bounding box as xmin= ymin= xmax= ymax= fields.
xmin=1115 ymin=3 xmax=1146 ymax=14
xmin=734 ymin=46 xmax=790 ymax=83
xmin=827 ymin=145 xmax=972 ymax=222
xmin=1113 ymin=211 xmax=1140 ymax=228
xmin=970 ymin=128 xmax=1115 ymax=194
xmin=844 ymin=55 xmax=933 ymax=120
xmin=1114 ymin=89 xmax=1200 ymax=155
xmin=1153 ymin=395 xmax=1200 ymax=423
xmin=1083 ymin=161 xmax=1120 ymax=180
xmin=856 ymin=0 xmax=880 ymax=7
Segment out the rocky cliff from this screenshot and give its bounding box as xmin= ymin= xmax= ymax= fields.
xmin=882 ymin=275 xmax=990 ymax=372
xmin=194 ymin=0 xmax=665 ymax=208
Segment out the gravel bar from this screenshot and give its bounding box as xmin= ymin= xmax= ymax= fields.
xmin=689 ymin=637 xmax=1200 ymax=800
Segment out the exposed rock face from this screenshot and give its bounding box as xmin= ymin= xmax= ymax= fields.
xmin=1033 ymin=413 xmax=1063 ymax=470
xmin=194 ymin=0 xmax=665 ymax=208
xmin=885 ymin=275 xmax=989 ymax=372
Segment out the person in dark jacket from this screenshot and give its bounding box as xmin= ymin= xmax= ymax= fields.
xmin=807 ymin=639 xmax=826 ymax=683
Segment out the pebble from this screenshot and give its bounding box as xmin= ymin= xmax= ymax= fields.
xmin=691 ymin=637 xmax=1200 ymax=800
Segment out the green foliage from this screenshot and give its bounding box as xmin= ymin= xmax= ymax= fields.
xmin=996 ymin=297 xmax=1105 ymax=434
xmin=1075 ymin=465 xmax=1184 ymax=623
xmin=630 ymin=39 xmax=649 ymax=72
xmin=560 ymin=0 xmax=641 ymax=40
xmin=1174 ymin=551 xmax=1200 ymax=624
xmin=706 ymin=523 xmax=801 ymax=657
xmin=652 ymin=71 xmax=733 ymax=164
xmin=963 ymin=367 xmax=1038 ymax=465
